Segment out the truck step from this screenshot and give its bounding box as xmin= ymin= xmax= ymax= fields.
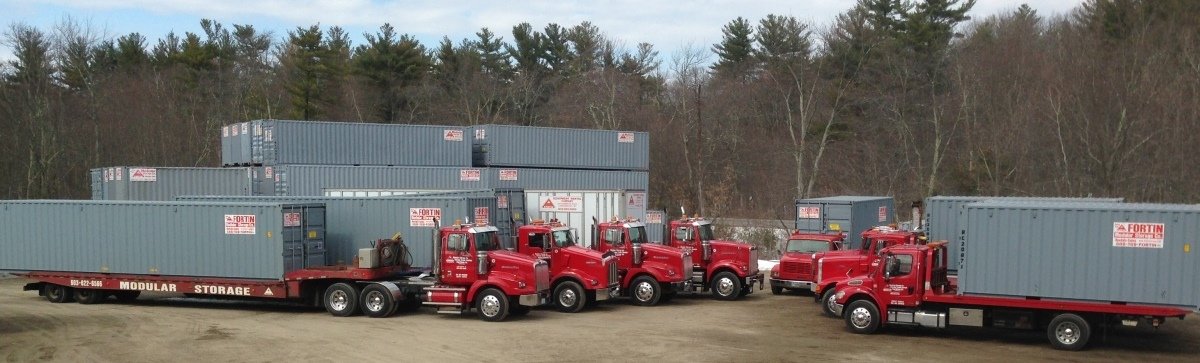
xmin=436 ymin=306 xmax=465 ymax=315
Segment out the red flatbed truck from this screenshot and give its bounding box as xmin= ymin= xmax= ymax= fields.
xmin=830 ymin=242 xmax=1191 ymax=350
xmin=19 ymin=219 xmax=551 ymax=322
xmin=513 ymin=219 xmax=620 ymax=312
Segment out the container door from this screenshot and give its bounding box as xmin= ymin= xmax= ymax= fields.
xmin=823 ymin=203 xmax=855 ymax=248
xmin=300 ymin=205 xmax=327 ymax=268
xmin=281 ymin=212 xmax=304 ymax=272
xmin=795 ymin=202 xmax=825 ymax=233
xmin=494 ymin=189 xmax=526 ymax=249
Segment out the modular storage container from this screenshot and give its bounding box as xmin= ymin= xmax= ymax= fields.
xmin=91 ymin=166 xmax=253 ymax=201
xmin=220 ymin=122 xmax=254 ymax=166
xmin=471 ymin=124 xmax=649 ymax=170
xmin=270 ymin=165 xmax=648 ymax=197
xmin=526 ymin=190 xmax=647 ymax=248
xmin=795 ymin=196 xmax=895 ymax=249
xmin=177 ymin=195 xmax=497 ymax=267
xmin=0 ymin=200 xmax=326 ymax=279
xmin=960 ymin=201 xmax=1200 ymax=309
xmin=257 ymin=120 xmax=470 ymax=166
xmin=645 ymin=210 xmax=667 ymax=243
xmin=925 ymin=196 xmax=1124 ymax=272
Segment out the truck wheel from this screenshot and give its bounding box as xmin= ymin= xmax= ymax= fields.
xmin=771 ymin=286 xmax=784 ymax=295
xmin=711 ymin=272 xmax=742 ymax=301
xmin=844 ymin=300 xmax=880 ymax=334
xmin=74 ymin=289 xmax=103 ymax=304
xmin=553 ymin=281 xmax=586 ymax=313
xmin=630 ymin=276 xmax=662 ymax=306
xmin=44 ymin=284 xmax=73 ymax=303
xmin=1047 ymin=313 xmax=1091 ymax=351
xmin=113 ymin=291 xmax=141 ymax=302
xmin=821 ymin=289 xmax=839 ymax=318
xmin=323 ymin=283 xmax=360 ymax=317
xmin=360 ymin=284 xmax=397 ymax=318
xmin=476 ymin=288 xmax=510 ymax=322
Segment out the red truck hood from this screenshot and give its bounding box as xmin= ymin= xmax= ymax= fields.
xmin=642 ymin=243 xmax=684 ymax=257
xmin=562 ymin=245 xmax=606 ymax=260
xmin=489 ymin=249 xmax=542 ymax=265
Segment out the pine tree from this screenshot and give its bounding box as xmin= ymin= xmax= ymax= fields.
xmin=711 ymin=17 xmax=754 ymax=76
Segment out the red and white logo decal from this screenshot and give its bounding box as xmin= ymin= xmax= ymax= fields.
xmin=617 ymin=132 xmax=635 ymax=143
xmin=444 ymin=129 xmax=464 ymax=141
xmin=497 ymin=195 xmax=509 ymax=209
xmin=499 ymin=169 xmax=518 ymax=181
xmin=474 ymin=207 xmax=490 ymax=224
xmin=410 ymin=208 xmax=442 ymax=227
xmin=798 ymin=207 xmax=820 ymax=219
xmin=539 ymin=196 xmax=583 ymax=213
xmin=225 ymin=215 xmax=257 ymax=235
xmin=283 ymin=212 xmax=302 ymax=227
xmin=646 ymin=211 xmax=664 ymax=224
xmin=129 ymin=168 xmax=157 ymax=182
xmin=460 ymin=169 xmax=481 ymax=181
xmin=1113 ymin=222 xmax=1165 ymax=248
xmin=878 ymin=206 xmax=888 ymax=222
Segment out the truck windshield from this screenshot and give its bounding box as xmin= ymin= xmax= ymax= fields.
xmin=474 ymin=231 xmax=500 ymax=251
xmin=786 ymin=239 xmax=832 ymax=253
xmin=552 ymin=230 xmax=575 ymax=247
xmin=698 ymin=224 xmax=715 ymax=241
xmin=629 ymin=226 xmax=648 ymax=245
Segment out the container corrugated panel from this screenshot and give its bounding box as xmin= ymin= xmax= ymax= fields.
xmin=486 ymin=168 xmax=649 ymax=191
xmin=472 ymin=124 xmax=649 ymax=170
xmin=960 ymin=201 xmax=1200 ymax=309
xmin=925 ymin=196 xmax=1124 ymax=272
xmin=271 ymin=166 xmax=648 ymax=197
xmin=89 ymin=168 xmax=103 ymax=200
xmin=0 ymin=200 xmax=325 ymax=280
xmin=220 ymin=124 xmax=231 ymax=165
xmin=94 ymin=166 xmax=253 ymax=201
xmin=646 ymin=210 xmax=667 ymax=243
xmin=795 ymin=196 xmax=895 ymax=249
xmin=177 ymin=195 xmax=496 ymax=268
xmin=260 ymin=120 xmax=470 ymax=166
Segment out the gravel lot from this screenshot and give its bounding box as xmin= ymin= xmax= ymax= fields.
xmin=1 ymin=277 xmax=1197 ymax=362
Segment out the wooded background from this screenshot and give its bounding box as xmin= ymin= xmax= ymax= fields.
xmin=2 ymin=0 xmax=1197 ymax=220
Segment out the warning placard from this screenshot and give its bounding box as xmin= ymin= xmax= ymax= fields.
xmin=114 ymin=167 xmax=123 ymax=181
xmin=232 ymin=126 xmax=239 ymax=136
xmin=618 ymin=132 xmax=635 ymax=143
xmin=222 ymin=126 xmax=229 ymax=137
xmin=627 ymin=193 xmax=645 ymax=208
xmin=240 ymin=123 xmax=248 ymax=134
xmin=539 ymin=196 xmax=583 ymax=213
xmin=474 ymin=207 xmax=490 ymax=225
xmin=444 ymin=129 xmax=464 ymax=141
xmin=264 ymin=167 xmax=273 ymax=179
xmin=283 ymin=212 xmax=301 ymax=227
xmin=1113 ymin=222 xmax=1165 ymax=248
xmin=104 ymin=168 xmax=114 ymax=182
xmin=129 ymin=168 xmax=157 ymax=182
xmin=646 ymin=212 xmax=664 ymax=224
xmin=460 ymin=169 xmax=481 ymax=181
xmin=798 ymin=207 xmax=821 ymax=219
xmin=878 ymin=206 xmax=888 ymax=222
xmin=497 ymin=195 xmax=509 ymax=208
xmin=474 ymin=129 xmax=486 ymax=140
xmin=410 ymin=208 xmax=442 ymax=227
xmin=225 ymin=215 xmax=257 ymax=235
xmin=499 ymin=169 xmax=518 ymax=181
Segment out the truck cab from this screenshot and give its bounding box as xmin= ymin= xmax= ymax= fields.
xmin=769 ymin=231 xmax=844 ymax=295
xmin=424 ymin=221 xmax=552 ymax=321
xmin=514 ymin=219 xmax=620 ymax=313
xmin=811 ymin=226 xmax=924 ymax=316
xmin=592 ymin=218 xmax=691 ymax=306
xmin=663 ymin=216 xmax=763 ymax=300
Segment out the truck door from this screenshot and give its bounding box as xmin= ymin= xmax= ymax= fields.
xmin=881 ymin=252 xmax=920 ymax=308
xmin=602 ymin=227 xmax=630 ymax=267
xmin=441 ymin=232 xmax=475 ymax=285
xmin=526 ymin=230 xmax=552 ymax=261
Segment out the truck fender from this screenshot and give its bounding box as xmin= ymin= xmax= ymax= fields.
xmin=707 ymin=261 xmax=746 ymax=278
xmin=553 ymin=270 xmax=589 ymax=290
xmin=835 ymin=287 xmax=886 ymax=319
xmin=638 ymin=262 xmax=680 ymax=283
xmin=370 ymin=281 xmax=404 ymax=301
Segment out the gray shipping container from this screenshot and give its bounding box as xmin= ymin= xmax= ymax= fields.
xmin=0 ymin=200 xmax=326 ymax=280
xmin=795 ymin=196 xmax=895 ymax=249
xmin=259 ymin=120 xmax=470 ymax=166
xmin=177 ymin=195 xmax=496 ymax=268
xmin=925 ymin=196 xmax=1125 ymax=272
xmin=472 ymin=124 xmax=649 ymax=170
xmin=271 ymin=165 xmax=647 ymax=197
xmin=89 ymin=168 xmax=103 ymax=200
xmin=92 ymin=166 xmax=253 ymax=201
xmin=646 ymin=210 xmax=667 ymax=243
xmin=219 ymin=122 xmax=254 ymax=166
xmin=526 ymin=190 xmax=646 ymax=248
xmin=960 ymin=201 xmax=1200 ymax=309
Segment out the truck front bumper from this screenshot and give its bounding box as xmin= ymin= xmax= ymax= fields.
xmin=595 ymin=284 xmax=620 ymax=301
xmin=771 ymin=278 xmax=814 ymax=290
xmin=517 ymin=292 xmax=548 ymax=307
xmin=746 ymin=272 xmax=764 ymax=292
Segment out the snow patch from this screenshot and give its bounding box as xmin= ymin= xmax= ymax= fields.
xmin=759 ymin=259 xmax=778 ymax=271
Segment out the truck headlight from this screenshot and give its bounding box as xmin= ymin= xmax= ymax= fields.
xmin=834 ymin=291 xmax=845 ymax=300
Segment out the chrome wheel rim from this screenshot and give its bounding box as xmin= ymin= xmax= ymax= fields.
xmin=558 ymin=288 xmax=578 ymax=307
xmin=850 ymin=307 xmax=873 ymax=328
xmin=329 ymin=290 xmax=349 ymax=311
xmin=364 ymin=290 xmax=385 ymax=312
xmin=1056 ymin=322 xmax=1081 ymax=345
xmin=634 ymin=281 xmax=655 ymax=302
xmin=716 ymin=277 xmax=735 ymax=296
xmin=825 ymin=292 xmax=839 ymax=314
xmin=480 ymin=294 xmax=502 ymax=317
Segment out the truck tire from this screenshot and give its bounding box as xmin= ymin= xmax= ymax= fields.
xmin=844 ymin=300 xmax=880 ymax=334
xmin=323 ymin=283 xmax=360 ymax=317
xmin=360 ymin=284 xmax=397 ymax=318
xmin=553 ymin=281 xmax=586 ymax=313
xmin=113 ymin=291 xmax=141 ymax=302
xmin=1047 ymin=313 xmax=1091 ymax=351
xmin=711 ymin=272 xmax=742 ymax=301
xmin=771 ymin=286 xmax=784 ymax=295
xmin=476 ymin=288 xmax=510 ymax=322
xmin=74 ymin=289 xmax=104 ymax=304
xmin=820 ymin=289 xmax=839 ymax=318
xmin=630 ymin=276 xmax=662 ymax=306
xmin=44 ymin=284 xmax=73 ymax=303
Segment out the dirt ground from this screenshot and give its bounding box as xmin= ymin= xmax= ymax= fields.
xmin=1 ymin=277 xmax=1197 ymax=362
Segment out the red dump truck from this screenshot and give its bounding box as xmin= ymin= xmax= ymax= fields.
xmin=513 ymin=219 xmax=620 ymax=312
xmin=591 ymin=217 xmax=691 ymax=306
xmin=20 ymin=219 xmax=550 ymax=322
xmin=660 ymin=216 xmax=764 ymax=300
xmin=769 ymin=230 xmax=844 ymax=295
xmin=830 ymin=243 xmax=1191 ymax=350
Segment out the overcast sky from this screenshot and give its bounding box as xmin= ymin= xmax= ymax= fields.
xmin=1 ymin=0 xmax=1086 ymax=64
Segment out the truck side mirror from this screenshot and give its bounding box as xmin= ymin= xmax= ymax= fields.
xmin=883 ymin=254 xmax=895 ymax=280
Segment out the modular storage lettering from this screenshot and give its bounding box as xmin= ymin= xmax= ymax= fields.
xmin=960 ymin=201 xmax=1200 ymax=309
xmin=795 ymin=196 xmax=895 ymax=249
xmin=924 ymin=196 xmax=1124 ymax=272
xmin=252 ymin=120 xmax=471 ymax=166
xmin=177 ymin=195 xmax=498 ymax=267
xmin=471 ymin=124 xmax=649 ymax=171
xmin=0 ymin=200 xmax=325 ymax=280
xmin=91 ymin=167 xmax=253 ymax=201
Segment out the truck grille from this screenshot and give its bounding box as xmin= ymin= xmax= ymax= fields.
xmin=749 ymin=248 xmax=759 ymax=273
xmin=534 ymin=261 xmax=550 ymax=292
xmin=682 ymin=253 xmax=694 ymax=280
xmin=782 ymin=261 xmax=814 ymax=278
xmin=607 ymin=258 xmax=619 ymax=286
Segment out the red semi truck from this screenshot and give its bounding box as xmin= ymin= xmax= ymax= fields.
xmin=810 ymin=226 xmax=925 ymax=316
xmin=591 ymin=217 xmax=692 ymax=306
xmin=513 ymin=219 xmax=620 ymax=312
xmin=661 ymin=216 xmax=764 ymax=300
xmin=769 ymin=230 xmax=845 ymax=295
xmin=19 ymin=219 xmax=551 ymax=322
xmin=830 ymin=242 xmax=1191 ymax=350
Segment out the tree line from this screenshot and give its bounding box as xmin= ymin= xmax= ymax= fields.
xmin=2 ymin=0 xmax=1198 ymax=220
